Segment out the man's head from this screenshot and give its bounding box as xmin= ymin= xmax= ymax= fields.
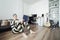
xmin=13 ymin=14 xmax=17 ymax=20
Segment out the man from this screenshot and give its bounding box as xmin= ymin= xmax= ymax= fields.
xmin=11 ymin=14 xmax=20 ymax=33
xmin=11 ymin=14 xmax=28 ymax=38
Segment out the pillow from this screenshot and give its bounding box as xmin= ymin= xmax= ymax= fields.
xmin=1 ymin=20 xmax=10 ymax=26
xmin=23 ymin=15 xmax=29 ymax=22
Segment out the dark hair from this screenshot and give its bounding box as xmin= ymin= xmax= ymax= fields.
xmin=13 ymin=14 xmax=17 ymax=17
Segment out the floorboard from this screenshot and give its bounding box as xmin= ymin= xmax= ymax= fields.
xmin=0 ymin=26 xmax=60 ymax=40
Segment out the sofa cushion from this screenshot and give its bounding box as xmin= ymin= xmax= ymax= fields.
xmin=1 ymin=20 xmax=10 ymax=26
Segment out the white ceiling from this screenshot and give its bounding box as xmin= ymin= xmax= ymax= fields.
xmin=23 ymin=0 xmax=41 ymax=4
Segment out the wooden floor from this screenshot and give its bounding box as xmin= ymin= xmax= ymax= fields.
xmin=0 ymin=26 xmax=60 ymax=40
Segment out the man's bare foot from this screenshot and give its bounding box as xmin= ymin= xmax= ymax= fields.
xmin=30 ymin=30 xmax=35 ymax=34
xmin=22 ymin=33 xmax=28 ymax=38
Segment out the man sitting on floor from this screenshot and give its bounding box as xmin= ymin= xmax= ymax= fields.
xmin=11 ymin=14 xmax=35 ymax=38
xmin=11 ymin=14 xmax=28 ymax=38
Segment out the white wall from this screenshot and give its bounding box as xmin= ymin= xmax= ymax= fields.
xmin=23 ymin=3 xmax=29 ymax=15
xmin=58 ymin=0 xmax=60 ymax=27
xmin=28 ymin=0 xmax=49 ymax=15
xmin=0 ymin=0 xmax=23 ymax=20
xmin=23 ymin=0 xmax=49 ymax=24
xmin=18 ymin=0 xmax=23 ymax=19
